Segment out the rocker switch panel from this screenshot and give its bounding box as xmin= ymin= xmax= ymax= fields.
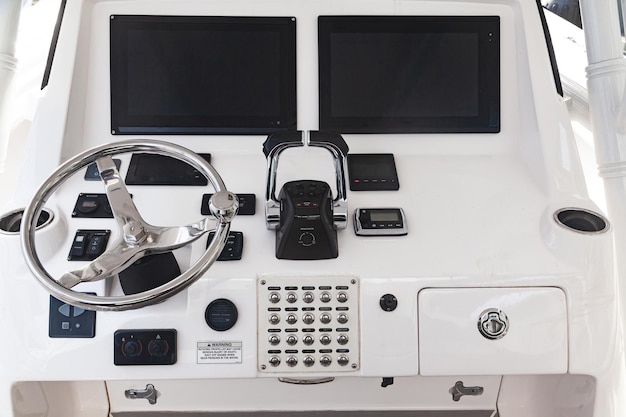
xmin=68 ymin=230 xmax=110 ymax=261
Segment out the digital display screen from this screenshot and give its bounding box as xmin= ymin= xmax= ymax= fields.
xmin=370 ymin=211 xmax=400 ymax=222
xmin=110 ymin=15 xmax=297 ymax=135
xmin=347 ymin=153 xmax=399 ymax=191
xmin=349 ymin=155 xmax=397 ymax=178
xmin=125 ymin=153 xmax=211 ymax=185
xmin=319 ymin=16 xmax=500 ymax=133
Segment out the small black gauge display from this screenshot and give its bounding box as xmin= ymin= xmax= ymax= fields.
xmin=347 ymin=154 xmax=399 ymax=191
xmin=354 ymin=208 xmax=407 ymax=236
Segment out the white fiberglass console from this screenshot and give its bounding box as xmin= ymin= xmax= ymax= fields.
xmin=0 ymin=0 xmax=622 ymax=416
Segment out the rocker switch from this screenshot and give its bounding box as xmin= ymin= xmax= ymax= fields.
xmin=86 ymin=234 xmax=106 ymax=256
xmin=70 ymin=233 xmax=88 ymax=257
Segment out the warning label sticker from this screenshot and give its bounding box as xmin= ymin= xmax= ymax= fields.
xmin=197 ymin=341 xmax=242 ymax=364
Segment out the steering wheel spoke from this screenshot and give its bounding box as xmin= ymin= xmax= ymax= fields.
xmin=97 ymin=155 xmax=146 ymax=230
xmin=58 ymin=242 xmax=143 ymax=289
xmin=147 ymin=217 xmax=218 ymax=252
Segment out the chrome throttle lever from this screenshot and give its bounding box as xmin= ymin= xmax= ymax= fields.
xmin=308 ymin=131 xmax=349 ymax=229
xmin=263 ymin=131 xmax=304 ymax=230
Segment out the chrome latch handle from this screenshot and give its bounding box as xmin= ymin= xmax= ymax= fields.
xmin=477 ymin=308 xmax=509 ymax=340
xmin=125 ymin=384 xmax=158 ymax=405
xmin=449 ymin=381 xmax=484 ymax=401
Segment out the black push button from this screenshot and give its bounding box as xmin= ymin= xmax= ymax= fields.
xmin=86 ymin=234 xmax=106 ymax=256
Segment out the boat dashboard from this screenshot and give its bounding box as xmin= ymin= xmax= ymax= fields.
xmin=0 ymin=0 xmax=620 ymax=416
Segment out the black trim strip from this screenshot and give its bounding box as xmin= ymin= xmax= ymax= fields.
xmin=536 ymin=0 xmax=564 ymax=96
xmin=41 ymin=0 xmax=68 ymax=90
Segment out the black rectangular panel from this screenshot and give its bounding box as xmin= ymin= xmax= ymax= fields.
xmin=319 ymin=16 xmax=500 ymax=134
xmin=347 ymin=154 xmax=399 ymax=191
xmin=49 ymin=294 xmax=96 ymax=338
xmin=110 ymin=15 xmax=297 ymax=135
xmin=114 ymin=329 xmax=177 ymax=365
xmin=202 ymin=193 xmax=256 ymax=215
xmin=125 ymin=153 xmax=210 ymax=186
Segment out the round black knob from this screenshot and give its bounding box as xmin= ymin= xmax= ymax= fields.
xmin=148 ymin=339 xmax=169 ymax=357
xmin=380 ymin=294 xmax=398 ymax=312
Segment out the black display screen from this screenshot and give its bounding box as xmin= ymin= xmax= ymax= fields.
xmin=319 ymin=16 xmax=500 ymax=133
xmin=110 ymin=15 xmax=297 ymax=135
xmin=370 ymin=211 xmax=400 ymax=222
xmin=125 ymin=153 xmax=211 ymax=185
xmin=347 ymin=153 xmax=399 ymax=191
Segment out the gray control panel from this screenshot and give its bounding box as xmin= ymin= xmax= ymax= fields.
xmin=257 ymin=276 xmax=359 ymax=373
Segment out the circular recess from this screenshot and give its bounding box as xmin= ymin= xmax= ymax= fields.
xmin=0 ymin=208 xmax=53 ymax=235
xmin=554 ymin=208 xmax=608 ymax=234
xmin=148 ymin=339 xmax=169 ymax=357
xmin=205 ymin=298 xmax=238 ymax=331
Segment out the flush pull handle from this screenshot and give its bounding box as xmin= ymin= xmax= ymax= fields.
xmin=449 ymin=381 xmax=484 ymax=401
xmin=125 ymin=383 xmax=158 ymax=405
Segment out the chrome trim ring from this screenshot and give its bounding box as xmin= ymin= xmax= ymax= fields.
xmin=553 ymin=207 xmax=609 ymax=235
xmin=0 ymin=207 xmax=54 ymax=235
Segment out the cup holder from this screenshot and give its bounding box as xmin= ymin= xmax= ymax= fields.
xmin=554 ymin=208 xmax=608 ymax=234
xmin=0 ymin=208 xmax=54 ymax=235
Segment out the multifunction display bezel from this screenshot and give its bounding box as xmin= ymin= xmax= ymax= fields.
xmin=319 ymin=15 xmax=501 ymax=134
xmin=110 ymin=15 xmax=297 ymax=135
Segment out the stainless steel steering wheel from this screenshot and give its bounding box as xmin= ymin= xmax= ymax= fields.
xmin=20 ymin=140 xmax=238 ymax=311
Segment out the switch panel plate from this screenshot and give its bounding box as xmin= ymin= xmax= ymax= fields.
xmin=49 ymin=295 xmax=96 ymax=338
xmin=67 ymin=230 xmax=110 ymax=261
xmin=202 ymin=193 xmax=256 ymax=216
xmin=207 ymin=231 xmax=244 ymax=261
xmin=72 ymin=193 xmax=114 ymax=218
xmin=114 ymin=329 xmax=177 ymax=366
xmin=257 ymin=276 xmax=360 ymax=373
xmin=84 ymin=159 xmax=121 ymax=181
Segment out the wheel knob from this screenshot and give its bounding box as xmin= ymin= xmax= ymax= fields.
xmin=210 ymin=191 xmax=239 ymax=222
